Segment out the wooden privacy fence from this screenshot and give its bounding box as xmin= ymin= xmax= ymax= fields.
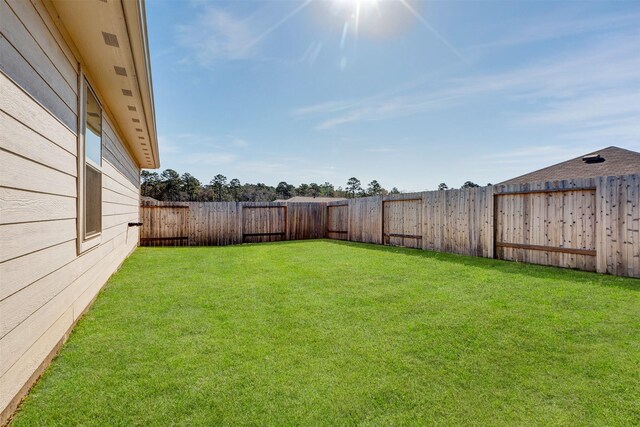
xmin=141 ymin=201 xmax=326 ymax=246
xmin=140 ymin=205 xmax=189 ymax=246
xmin=140 ymin=173 xmax=640 ymax=278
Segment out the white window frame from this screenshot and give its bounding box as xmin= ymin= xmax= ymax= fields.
xmin=77 ymin=70 xmax=103 ymax=253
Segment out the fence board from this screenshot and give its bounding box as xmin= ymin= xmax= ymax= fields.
xmin=348 ymin=196 xmax=383 ymax=244
xmin=596 ymin=175 xmax=640 ymax=277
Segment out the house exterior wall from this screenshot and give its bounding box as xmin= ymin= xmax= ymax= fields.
xmin=0 ymin=0 xmax=141 ymax=419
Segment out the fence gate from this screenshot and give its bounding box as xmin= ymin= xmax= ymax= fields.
xmin=242 ymin=205 xmax=287 ymax=243
xmin=382 ymin=198 xmax=423 ymax=249
xmin=140 ymin=205 xmax=190 ymax=246
xmin=326 ymin=204 xmax=348 ymax=240
xmin=494 ymin=187 xmax=597 ymax=271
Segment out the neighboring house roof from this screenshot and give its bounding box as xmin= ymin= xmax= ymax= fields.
xmin=51 ymin=0 xmax=159 ymax=169
xmin=273 ymin=196 xmax=348 ymax=203
xmin=498 ymin=146 xmax=640 ymax=185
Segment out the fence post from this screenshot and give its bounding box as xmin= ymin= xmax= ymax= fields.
xmin=381 ymin=195 xmax=385 ymax=245
xmin=490 ymin=185 xmax=496 ymax=259
xmin=237 ymin=202 xmax=243 ymax=244
xmin=595 ymin=176 xmax=605 ymax=274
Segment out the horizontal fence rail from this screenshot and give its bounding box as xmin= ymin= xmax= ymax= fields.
xmin=140 ymin=173 xmax=640 ymax=278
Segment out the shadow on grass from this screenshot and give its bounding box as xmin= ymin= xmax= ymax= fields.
xmin=138 ymin=239 xmax=639 ymax=292
xmin=321 ymin=239 xmax=640 ymax=293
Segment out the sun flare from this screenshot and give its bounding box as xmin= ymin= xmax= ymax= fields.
xmin=333 ymin=0 xmax=381 ymax=19
xmin=328 ymin=0 xmax=420 ymax=41
xmin=326 ymin=0 xmax=464 ymax=60
xmin=335 ymin=0 xmax=380 ymax=8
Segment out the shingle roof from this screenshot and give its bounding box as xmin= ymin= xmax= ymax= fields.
xmin=498 ymin=146 xmax=640 ymax=185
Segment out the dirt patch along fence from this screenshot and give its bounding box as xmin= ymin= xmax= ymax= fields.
xmin=140 ymin=173 xmax=640 ymax=278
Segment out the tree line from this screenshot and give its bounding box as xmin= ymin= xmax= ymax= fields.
xmin=140 ymin=169 xmax=485 ymax=202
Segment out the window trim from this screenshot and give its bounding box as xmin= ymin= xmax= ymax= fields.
xmin=77 ymin=69 xmax=103 ymax=253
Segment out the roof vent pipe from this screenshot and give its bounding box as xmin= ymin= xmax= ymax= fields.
xmin=582 ymin=154 xmax=605 ymax=164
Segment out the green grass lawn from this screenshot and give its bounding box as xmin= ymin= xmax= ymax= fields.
xmin=11 ymin=240 xmax=640 ymax=426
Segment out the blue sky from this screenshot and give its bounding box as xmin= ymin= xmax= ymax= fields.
xmin=147 ymin=0 xmax=640 ymax=191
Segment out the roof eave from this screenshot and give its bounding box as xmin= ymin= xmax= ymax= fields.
xmin=50 ymin=0 xmax=159 ymax=169
xmin=122 ymin=0 xmax=159 ymax=169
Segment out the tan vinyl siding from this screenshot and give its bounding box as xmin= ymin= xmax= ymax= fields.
xmin=103 ymin=117 xmax=140 ymax=188
xmin=0 ymin=110 xmax=76 ymax=175
xmin=0 ymin=188 xmax=76 ymax=225
xmin=0 ymin=0 xmax=141 ymax=416
xmin=0 ymin=0 xmax=78 ymax=131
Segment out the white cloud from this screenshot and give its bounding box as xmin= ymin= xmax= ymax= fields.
xmin=176 ymin=8 xmax=257 ymax=64
xmin=230 ymin=138 xmax=249 ymax=148
xmin=474 ymin=11 xmax=640 ymax=50
xmin=157 ymin=135 xmax=180 ymax=154
xmin=366 ymin=148 xmax=403 ymax=153
xmin=293 ymin=30 xmax=640 ymax=141
xmin=517 ymin=92 xmax=639 ymax=126
xmin=175 ymin=2 xmax=313 ymax=67
xmin=157 ymin=133 xmax=244 ymax=168
xmin=182 ymin=152 xmax=237 ymax=166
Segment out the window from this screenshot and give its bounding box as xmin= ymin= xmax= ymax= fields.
xmin=78 ymin=78 xmax=102 ymax=251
